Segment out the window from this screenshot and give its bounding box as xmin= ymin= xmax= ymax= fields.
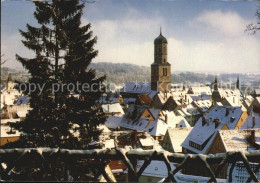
xmin=163 ymin=68 xmax=167 ymax=76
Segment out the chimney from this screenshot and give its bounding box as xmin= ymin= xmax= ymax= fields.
xmin=185 ymin=95 xmax=187 ymax=101
xmin=133 ymin=130 xmax=138 ymax=142
xmin=165 ymin=114 xmax=168 ymax=124
xmin=108 ymin=104 xmax=110 ymax=112
xmin=225 ymin=108 xmax=229 ymax=116
xmin=252 ymin=116 xmax=255 ymax=128
xmin=233 ymin=97 xmax=235 ymax=104
xmin=202 ymin=116 xmax=206 ymax=126
xmin=250 ymin=130 xmax=256 ymax=144
xmin=214 ymin=118 xmax=220 ymax=128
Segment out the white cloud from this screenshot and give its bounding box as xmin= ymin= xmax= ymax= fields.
xmin=193 ymin=10 xmax=250 ymax=37
xmin=83 ymin=8 xmax=260 ymax=73
xmin=175 ymin=10 xmax=260 ymax=73
xmin=82 ymin=7 xmax=165 ymax=66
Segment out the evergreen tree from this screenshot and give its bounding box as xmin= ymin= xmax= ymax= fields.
xmin=9 ymin=0 xmax=106 ymax=149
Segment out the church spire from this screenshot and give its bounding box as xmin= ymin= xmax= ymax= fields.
xmin=214 ymin=76 xmax=218 ymax=91
xmin=160 ymin=27 xmax=162 ymax=35
xmin=236 ymin=76 xmax=240 ymax=90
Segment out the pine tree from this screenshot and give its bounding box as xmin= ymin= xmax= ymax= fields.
xmin=9 ymin=0 xmax=106 ymax=149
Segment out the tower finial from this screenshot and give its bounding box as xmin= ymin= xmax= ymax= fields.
xmin=160 ymin=27 xmax=162 ymax=35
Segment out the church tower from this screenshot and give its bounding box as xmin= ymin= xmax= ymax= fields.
xmin=7 ymin=73 xmax=14 ymax=91
xmin=151 ymin=28 xmax=171 ymax=92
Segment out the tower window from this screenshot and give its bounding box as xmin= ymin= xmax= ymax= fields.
xmin=164 ymin=59 xmax=166 ymax=63
xmin=163 ymin=68 xmax=167 ymax=76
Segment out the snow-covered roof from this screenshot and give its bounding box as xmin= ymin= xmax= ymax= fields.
xmin=98 ymin=96 xmax=119 ymax=104
xmin=101 ymin=103 xmax=124 ymax=116
xmin=97 ymin=124 xmax=111 ymax=133
xmin=105 ymin=116 xmax=123 ymax=129
xmin=16 ymin=110 xmax=29 ymax=118
xmin=95 ymin=131 xmax=155 ymax=149
xmin=243 ymin=95 xmax=254 ymax=108
xmin=241 ymin=111 xmax=260 ymax=129
xmin=144 ymin=110 xmax=190 ymax=137
xmin=15 ymin=95 xmax=30 ymax=105
xmin=149 ymin=91 xmax=158 ymax=99
xmin=182 ymin=106 xmax=245 ymax=154
xmin=193 ymin=100 xmax=212 ymax=113
xmin=123 ymin=97 xmax=136 ymax=104
xmin=1 ymin=124 xmax=20 ymax=138
xmin=120 ymin=107 xmax=189 ymax=137
xmin=190 ymin=94 xmax=211 ymax=101
xmin=124 ymin=104 xmax=147 ymax=121
xmin=119 ymin=117 xmax=150 ymax=132
xmin=177 ymin=118 xmax=191 ymax=128
xmin=165 ymin=127 xmax=193 ymax=152
xmin=219 ymin=129 xmax=260 ymax=152
xmin=156 ymin=92 xmax=171 ymax=105
xmin=189 ymin=86 xmax=212 ymax=95
xmin=139 ymin=137 xmax=154 ymax=147
xmin=1 ymin=118 xmax=20 ymax=124
xmin=219 ymin=88 xmax=242 ymax=99
xmin=255 ymin=97 xmax=260 ymax=105
xmin=119 ymin=82 xmax=151 ymax=94
xmin=254 ymin=89 xmax=260 ymax=95
xmin=136 ymin=160 xmax=176 ymax=178
xmin=179 ymin=103 xmax=201 ymax=116
xmin=128 ymin=160 xmax=226 ymax=183
xmin=103 ymin=139 xmax=115 ymax=149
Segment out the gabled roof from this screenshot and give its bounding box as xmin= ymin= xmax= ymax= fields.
xmin=219 ymin=129 xmax=260 ymax=152
xmin=120 ymin=108 xmax=189 ymax=137
xmin=105 ymin=116 xmax=123 ymax=129
xmin=119 ymin=82 xmax=151 ymax=94
xmin=193 ymin=100 xmax=212 ymax=113
xmin=182 ymin=106 xmax=245 ymax=154
xmin=218 ymin=88 xmax=242 ymax=99
xmin=145 ymin=110 xmax=190 ymax=136
xmin=165 ymin=127 xmax=193 ymax=152
xmin=190 ymin=94 xmax=211 ymax=101
xmin=124 ymin=104 xmax=147 ymax=121
xmin=156 ymin=92 xmax=171 ymax=104
xmin=241 ymin=111 xmax=260 ymax=129
xmin=254 ymin=89 xmax=260 ymax=95
xmin=136 ymin=160 xmax=176 ymax=179
xmin=255 ymin=97 xmax=260 ymax=106
xmin=188 ymin=86 xmax=212 ymax=95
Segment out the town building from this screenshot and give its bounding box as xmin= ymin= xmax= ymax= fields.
xmin=151 ymin=29 xmax=171 ymax=92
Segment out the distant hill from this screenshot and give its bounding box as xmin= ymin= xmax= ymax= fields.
xmin=2 ymin=62 xmax=259 ymax=87
xmin=89 ymin=62 xmax=150 ymax=84
xmin=90 ymin=62 xmax=216 ymax=85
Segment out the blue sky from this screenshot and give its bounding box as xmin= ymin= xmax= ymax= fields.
xmin=1 ymin=0 xmax=260 ymax=73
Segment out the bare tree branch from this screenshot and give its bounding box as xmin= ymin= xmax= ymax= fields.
xmin=246 ymin=8 xmax=260 ymax=34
